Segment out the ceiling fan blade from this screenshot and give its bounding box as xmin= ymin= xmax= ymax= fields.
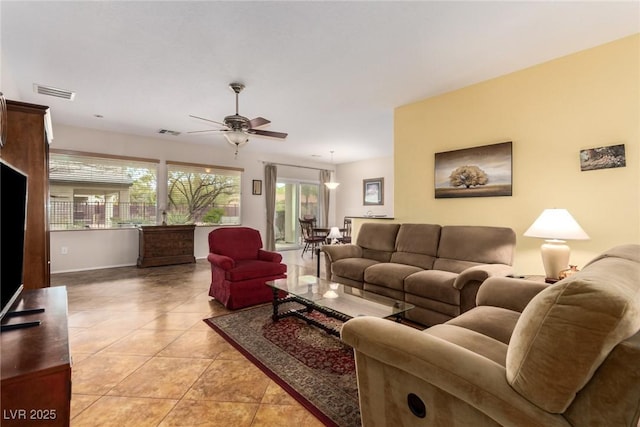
xmin=248 ymin=117 xmax=271 ymax=129
xmin=189 ymin=114 xmax=226 ymax=127
xmin=249 ymin=129 xmax=288 ymax=139
xmin=187 ymin=129 xmax=225 ymax=134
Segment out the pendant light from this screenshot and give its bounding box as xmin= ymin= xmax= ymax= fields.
xmin=325 ymin=150 xmax=340 ymax=189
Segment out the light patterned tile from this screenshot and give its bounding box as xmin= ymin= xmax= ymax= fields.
xmin=184 ymin=359 xmax=270 ymax=403
xmin=72 ymin=354 xmax=150 ymax=395
xmin=70 ymin=394 xmax=101 ymax=420
xmin=71 ymin=396 xmax=177 ymax=427
xmin=251 ymin=404 xmax=326 ymax=427
xmin=100 ymin=329 xmax=184 ymax=356
xmin=159 ymin=400 xmax=258 ymax=427
xmin=69 ymin=327 xmax=134 ymax=354
xmin=140 ymin=312 xmax=207 ymax=331
xmin=157 ymin=329 xmax=235 ymax=359
xmin=108 ymin=357 xmax=212 ymax=399
xmin=260 ymin=381 xmax=298 ymax=406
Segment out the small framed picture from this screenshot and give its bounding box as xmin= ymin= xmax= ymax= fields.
xmin=580 ymin=144 xmax=626 ymax=171
xmin=363 ymin=178 xmax=384 ymax=205
xmin=252 ymin=180 xmax=262 ymax=195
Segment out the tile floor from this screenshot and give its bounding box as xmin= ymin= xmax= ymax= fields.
xmin=52 ymin=249 xmax=328 ymax=427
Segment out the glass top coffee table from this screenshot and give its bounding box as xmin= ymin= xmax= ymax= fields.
xmin=267 ymin=274 xmax=414 ymax=338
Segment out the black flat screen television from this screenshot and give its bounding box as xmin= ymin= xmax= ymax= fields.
xmin=0 ymin=159 xmax=28 ymax=322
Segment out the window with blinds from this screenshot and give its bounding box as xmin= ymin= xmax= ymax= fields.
xmin=49 ymin=151 xmax=158 ymax=229
xmin=166 ymin=161 xmax=242 ymax=225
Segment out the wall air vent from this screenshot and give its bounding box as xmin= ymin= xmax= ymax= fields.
xmin=158 ymin=129 xmax=181 ymax=136
xmin=33 ymin=84 xmax=76 ymax=101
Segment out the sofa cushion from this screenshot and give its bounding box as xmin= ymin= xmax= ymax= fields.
xmin=404 ymin=270 xmax=459 ymax=305
xmin=405 ymin=294 xmax=460 ymax=320
xmin=390 ymin=223 xmax=441 ymax=269
xmin=435 ymin=226 xmax=516 ymax=273
xmin=332 ymin=258 xmax=380 ymax=283
xmin=364 ymin=263 xmax=423 ymax=291
xmin=425 ymin=324 xmax=509 ymax=366
xmin=506 ymin=248 xmax=640 ymax=413
xmin=446 ymin=306 xmax=520 ymax=346
xmin=356 ymin=223 xmax=401 ymax=262
xmin=226 ymin=259 xmax=287 ymax=282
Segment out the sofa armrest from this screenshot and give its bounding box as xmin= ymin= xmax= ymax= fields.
xmin=207 ymin=253 xmax=235 ymax=271
xmin=257 ymin=249 xmax=283 ymax=263
xmin=322 ymin=244 xmax=363 ymax=262
xmin=452 ymin=263 xmax=514 ymax=290
xmin=476 ymin=276 xmax=550 ymax=313
xmin=341 ymin=317 xmax=569 ymax=427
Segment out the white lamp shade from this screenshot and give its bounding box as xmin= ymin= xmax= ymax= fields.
xmin=325 ymin=181 xmax=340 ymax=189
xmin=327 ymin=226 xmax=342 ymax=239
xmin=523 ymin=209 xmax=589 ymax=241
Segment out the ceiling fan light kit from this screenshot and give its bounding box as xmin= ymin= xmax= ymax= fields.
xmin=188 ymin=82 xmax=287 ymax=157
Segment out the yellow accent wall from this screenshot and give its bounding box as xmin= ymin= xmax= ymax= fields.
xmin=395 ymin=35 xmax=639 ymax=274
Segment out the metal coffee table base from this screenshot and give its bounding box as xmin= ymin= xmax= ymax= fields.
xmin=271 ymin=287 xmax=402 ymax=338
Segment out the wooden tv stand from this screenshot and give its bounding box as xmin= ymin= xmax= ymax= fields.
xmin=1 ymin=287 xmax=71 ymax=426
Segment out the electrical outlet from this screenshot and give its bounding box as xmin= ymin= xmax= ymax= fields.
xmin=61 ymin=246 xmax=68 ymax=255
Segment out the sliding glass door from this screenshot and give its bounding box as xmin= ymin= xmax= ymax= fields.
xmin=275 ymin=180 xmax=320 ymax=250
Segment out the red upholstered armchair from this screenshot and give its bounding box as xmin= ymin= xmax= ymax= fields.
xmin=207 ymin=227 xmax=287 ymax=309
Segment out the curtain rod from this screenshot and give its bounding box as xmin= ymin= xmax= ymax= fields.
xmin=262 ymin=161 xmax=333 ymax=172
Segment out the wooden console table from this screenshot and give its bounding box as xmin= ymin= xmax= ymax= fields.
xmin=1 ymin=287 xmax=71 ymax=426
xmin=137 ymin=224 xmax=196 ymax=268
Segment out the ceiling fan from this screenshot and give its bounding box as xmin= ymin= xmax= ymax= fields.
xmin=188 ymin=83 xmax=288 ymax=156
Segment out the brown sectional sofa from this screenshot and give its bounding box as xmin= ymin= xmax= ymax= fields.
xmin=322 ymin=222 xmax=516 ymax=326
xmin=342 ymin=244 xmax=640 ymax=426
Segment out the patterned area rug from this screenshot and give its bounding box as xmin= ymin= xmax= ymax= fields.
xmin=205 ymin=304 xmax=361 ymax=427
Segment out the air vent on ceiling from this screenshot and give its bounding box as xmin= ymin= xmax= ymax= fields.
xmin=158 ymin=129 xmax=181 ymax=136
xmin=33 ymin=83 xmax=76 ymax=101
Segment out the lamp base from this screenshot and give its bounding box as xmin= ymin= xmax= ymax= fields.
xmin=540 ymin=240 xmax=570 ymax=281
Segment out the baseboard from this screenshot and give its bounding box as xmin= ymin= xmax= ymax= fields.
xmin=51 ymin=262 xmax=137 ymax=274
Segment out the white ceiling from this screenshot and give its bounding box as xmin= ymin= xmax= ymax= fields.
xmin=2 ymin=1 xmax=638 ymax=164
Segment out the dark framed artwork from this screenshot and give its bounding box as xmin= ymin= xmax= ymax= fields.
xmin=580 ymin=144 xmax=626 ymax=171
xmin=435 ymin=141 xmax=512 ymax=199
xmin=363 ymin=177 xmax=384 ymax=205
xmin=252 ymin=179 xmax=262 ymax=195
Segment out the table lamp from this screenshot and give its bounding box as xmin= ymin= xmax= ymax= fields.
xmin=524 ymin=209 xmax=589 ymax=282
xmin=327 ymin=226 xmax=342 ymax=244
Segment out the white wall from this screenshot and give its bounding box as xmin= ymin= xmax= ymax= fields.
xmin=334 ymin=155 xmax=394 ymax=222
xmin=49 ymin=124 xmax=335 ymax=273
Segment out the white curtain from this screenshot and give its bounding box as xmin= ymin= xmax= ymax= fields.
xmin=264 ymin=164 xmax=277 ymax=250
xmin=319 ymin=169 xmax=331 ymax=227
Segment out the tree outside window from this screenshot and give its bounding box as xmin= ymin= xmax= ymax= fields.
xmin=166 ymin=163 xmax=241 ymax=225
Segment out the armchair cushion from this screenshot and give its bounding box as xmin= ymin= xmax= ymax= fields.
xmin=226 ymin=259 xmax=287 ymax=282
xmin=477 ymin=276 xmax=550 ymax=313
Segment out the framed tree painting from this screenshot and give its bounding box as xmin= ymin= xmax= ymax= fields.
xmin=435 ymin=141 xmax=512 ymax=199
xmin=363 ymin=177 xmax=384 ymax=205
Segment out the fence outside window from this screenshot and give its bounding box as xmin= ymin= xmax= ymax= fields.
xmin=49 ymin=201 xmax=240 ymax=230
